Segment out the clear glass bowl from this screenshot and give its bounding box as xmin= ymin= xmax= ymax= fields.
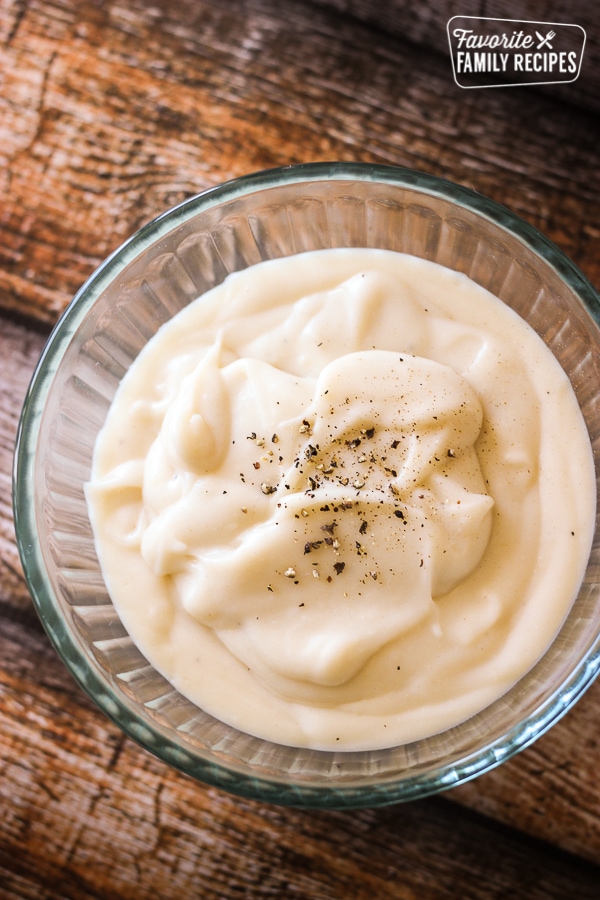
xmin=13 ymin=163 xmax=600 ymax=808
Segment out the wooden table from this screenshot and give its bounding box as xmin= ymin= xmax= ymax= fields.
xmin=2 ymin=1 xmax=600 ymax=896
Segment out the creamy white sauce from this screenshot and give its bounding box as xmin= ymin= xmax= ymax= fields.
xmin=86 ymin=249 xmax=595 ymax=751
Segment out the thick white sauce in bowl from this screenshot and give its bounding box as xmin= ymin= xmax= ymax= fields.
xmin=86 ymin=249 xmax=596 ymax=750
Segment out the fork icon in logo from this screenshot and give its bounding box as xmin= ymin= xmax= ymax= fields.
xmin=535 ymin=29 xmax=556 ymax=49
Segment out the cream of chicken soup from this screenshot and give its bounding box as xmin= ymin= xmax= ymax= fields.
xmin=86 ymin=249 xmax=595 ymax=750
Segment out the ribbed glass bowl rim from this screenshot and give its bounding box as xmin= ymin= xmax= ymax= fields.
xmin=12 ymin=162 xmax=600 ymax=808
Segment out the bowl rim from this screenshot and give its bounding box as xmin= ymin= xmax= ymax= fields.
xmin=12 ymin=161 xmax=600 ymax=808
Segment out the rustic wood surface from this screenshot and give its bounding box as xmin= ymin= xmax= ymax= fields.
xmin=1 ymin=0 xmax=600 ymax=896
xmin=310 ymin=0 xmax=600 ymax=112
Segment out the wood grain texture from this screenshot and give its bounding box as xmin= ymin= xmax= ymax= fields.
xmin=1 ymin=0 xmax=599 ymax=327
xmin=0 ymin=321 xmax=45 ymax=615
xmin=2 ymin=613 xmax=600 ymax=900
xmin=312 ymin=0 xmax=600 ymax=112
xmin=2 ymin=0 xmax=600 ymax=895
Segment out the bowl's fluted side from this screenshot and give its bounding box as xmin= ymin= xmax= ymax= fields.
xmin=15 ymin=165 xmax=600 ymax=807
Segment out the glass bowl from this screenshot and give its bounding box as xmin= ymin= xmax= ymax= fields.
xmin=13 ymin=162 xmax=600 ymax=809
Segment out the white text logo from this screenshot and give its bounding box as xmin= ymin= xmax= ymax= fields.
xmin=447 ymin=17 xmax=586 ymax=89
